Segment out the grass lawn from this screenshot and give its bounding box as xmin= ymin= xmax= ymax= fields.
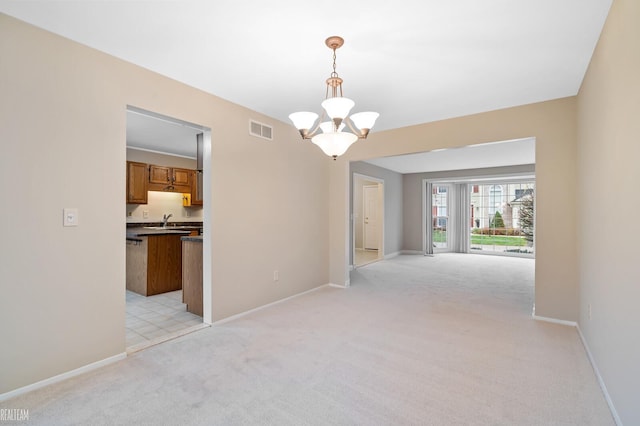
xmin=471 ymin=234 xmax=527 ymax=246
xmin=433 ymin=229 xmax=529 ymax=247
xmin=433 ymin=229 xmax=447 ymax=243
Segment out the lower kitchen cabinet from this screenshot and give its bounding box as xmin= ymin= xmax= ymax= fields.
xmin=126 ymin=234 xmax=183 ymax=296
xmin=181 ymin=237 xmax=203 ymax=316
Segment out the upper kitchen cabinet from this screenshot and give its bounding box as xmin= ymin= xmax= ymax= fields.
xmin=148 ymin=165 xmax=191 ymax=193
xmin=191 ymin=170 xmax=203 ymax=206
xmin=126 ymin=161 xmax=148 ymax=204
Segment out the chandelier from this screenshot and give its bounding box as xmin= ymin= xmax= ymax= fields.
xmin=289 ymin=36 xmax=379 ymax=160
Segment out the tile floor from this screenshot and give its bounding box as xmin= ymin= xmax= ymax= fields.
xmin=126 ymin=290 xmax=203 ymax=350
xmin=354 ymin=248 xmax=379 ymax=267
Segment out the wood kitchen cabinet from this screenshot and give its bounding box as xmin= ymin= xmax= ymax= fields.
xmin=173 ymin=168 xmax=191 ymax=186
xmin=126 ymin=161 xmax=148 ymax=204
xmin=148 ymin=165 xmax=192 ymax=193
xmin=190 ymin=170 xmax=203 ymax=206
xmin=126 ymin=234 xmax=183 ymax=296
xmin=182 ymin=237 xmax=203 ymax=316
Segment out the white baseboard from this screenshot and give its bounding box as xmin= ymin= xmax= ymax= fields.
xmin=401 ymin=250 xmax=423 ymax=255
xmin=532 ymin=315 xmax=577 ymax=327
xmin=126 ymin=323 xmax=210 ymax=355
xmin=212 ymin=283 xmax=332 ymax=326
xmin=0 ymin=352 xmax=126 ymax=402
xmin=384 ymin=251 xmax=401 ymax=259
xmin=576 ymin=325 xmax=623 ymax=426
xmin=328 ymin=283 xmax=347 ymax=289
xmin=532 ymin=314 xmax=621 ymax=425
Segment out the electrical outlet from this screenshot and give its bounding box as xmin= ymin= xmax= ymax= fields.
xmin=143 ymin=210 xmax=149 ymax=219
xmin=273 ymin=270 xmax=279 ymax=281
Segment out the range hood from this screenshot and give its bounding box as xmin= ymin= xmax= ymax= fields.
xmin=196 ymin=132 xmax=203 ymax=172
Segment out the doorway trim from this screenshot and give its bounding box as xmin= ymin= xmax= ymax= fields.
xmin=125 ymin=105 xmax=213 ymax=328
xmin=352 ymin=173 xmax=384 ymax=269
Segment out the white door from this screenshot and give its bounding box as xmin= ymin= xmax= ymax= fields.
xmin=363 ymin=185 xmax=378 ymax=250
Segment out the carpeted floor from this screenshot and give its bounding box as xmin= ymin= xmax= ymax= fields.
xmin=1 ymin=254 xmax=613 ymax=425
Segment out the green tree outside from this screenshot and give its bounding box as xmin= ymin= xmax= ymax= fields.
xmin=519 ymin=195 xmax=534 ymax=245
xmin=490 ymin=211 xmax=505 ymax=228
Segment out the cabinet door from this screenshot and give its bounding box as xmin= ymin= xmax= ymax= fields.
xmin=173 ymin=168 xmax=191 ymax=186
xmin=191 ymin=170 xmax=203 ymax=206
xmin=126 ymin=161 xmax=148 ymax=204
xmin=149 ymin=165 xmax=172 ymax=184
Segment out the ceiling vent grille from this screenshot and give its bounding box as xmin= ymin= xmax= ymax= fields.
xmin=249 ymin=120 xmax=273 ymax=141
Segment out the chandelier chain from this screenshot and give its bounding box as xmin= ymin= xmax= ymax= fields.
xmin=331 ymin=48 xmax=338 ymax=78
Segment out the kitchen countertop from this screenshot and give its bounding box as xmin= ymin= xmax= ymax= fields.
xmin=127 ymin=228 xmax=192 ymax=238
xmin=127 ymin=222 xmax=202 ymax=228
xmin=181 ymin=235 xmax=203 ymax=243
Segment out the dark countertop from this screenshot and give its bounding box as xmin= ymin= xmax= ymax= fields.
xmin=126 ymin=221 xmax=202 ymax=239
xmin=127 ymin=228 xmax=192 ymax=238
xmin=181 ymin=235 xmax=203 ymax=243
xmin=127 ymin=221 xmax=202 ymax=229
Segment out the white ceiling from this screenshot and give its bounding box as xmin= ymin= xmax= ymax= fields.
xmin=1 ymin=0 xmax=611 ymax=169
xmin=126 ymin=109 xmax=203 ymax=158
xmin=363 ymin=138 xmax=535 ymax=174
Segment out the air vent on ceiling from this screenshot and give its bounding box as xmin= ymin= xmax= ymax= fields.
xmin=249 ymin=120 xmax=273 ymax=141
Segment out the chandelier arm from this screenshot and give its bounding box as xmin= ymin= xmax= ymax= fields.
xmin=343 ymin=116 xmax=368 ymax=139
xmin=301 ymin=110 xmax=328 ymax=140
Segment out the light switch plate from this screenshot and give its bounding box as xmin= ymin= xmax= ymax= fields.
xmin=63 ymin=208 xmax=79 ymax=227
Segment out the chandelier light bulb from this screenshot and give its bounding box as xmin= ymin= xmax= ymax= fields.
xmin=350 ymin=112 xmax=380 ymax=130
xmin=321 ymin=97 xmax=355 ymax=120
xmin=311 ymin=132 xmax=358 ymax=158
xmin=288 ymin=112 xmax=318 ymax=130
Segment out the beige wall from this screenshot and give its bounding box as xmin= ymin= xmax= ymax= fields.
xmin=0 ymin=14 xmax=329 ymax=395
xmin=330 ymin=98 xmax=578 ymax=322
xmin=576 ymin=0 xmax=640 ymax=423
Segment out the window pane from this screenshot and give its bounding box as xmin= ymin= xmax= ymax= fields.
xmin=470 ymin=182 xmax=534 ymax=255
xmin=432 ymin=185 xmax=449 ymax=249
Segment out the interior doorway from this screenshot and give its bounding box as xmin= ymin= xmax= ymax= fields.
xmin=125 ymin=106 xmax=211 ymax=352
xmin=363 ymin=185 xmax=379 ymax=250
xmin=353 ymin=173 xmax=384 ymax=268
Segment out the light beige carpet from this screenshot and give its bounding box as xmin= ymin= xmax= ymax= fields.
xmin=1 ymin=254 xmax=613 ymax=425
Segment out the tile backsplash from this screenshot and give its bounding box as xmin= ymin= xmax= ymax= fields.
xmin=126 ymin=191 xmax=203 ymax=223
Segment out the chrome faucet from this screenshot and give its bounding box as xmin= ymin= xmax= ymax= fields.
xmin=162 ymin=213 xmax=173 ymax=227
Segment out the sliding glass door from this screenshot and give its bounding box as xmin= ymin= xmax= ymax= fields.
xmin=432 ymin=184 xmax=450 ymax=250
